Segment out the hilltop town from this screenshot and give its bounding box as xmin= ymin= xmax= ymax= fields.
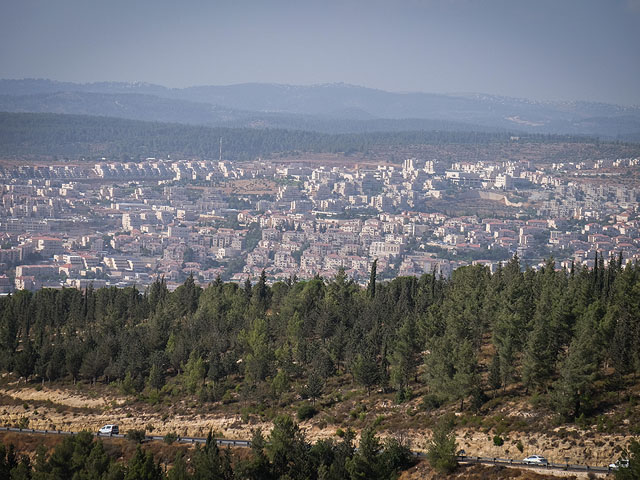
xmin=1 ymin=149 xmax=639 ymax=293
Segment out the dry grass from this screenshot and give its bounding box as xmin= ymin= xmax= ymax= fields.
xmin=398 ymin=462 xmax=605 ymax=480
xmin=0 ymin=372 xmax=633 ymax=468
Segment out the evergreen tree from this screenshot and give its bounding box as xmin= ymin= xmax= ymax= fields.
xmin=352 ymin=352 xmax=380 ymax=396
xmin=85 ymin=441 xmax=112 ymax=479
xmin=452 ymin=340 xmax=479 ymax=411
xmin=236 ymin=429 xmax=271 ymax=480
xmin=492 ymin=255 xmax=527 ymax=390
xmin=183 ymin=352 xmax=207 ymax=394
xmin=147 ymin=363 xmax=165 ymax=392
xmin=191 ymin=431 xmax=234 ymax=480
xmin=614 ymin=439 xmax=640 ymax=480
xmin=0 ymin=443 xmax=18 ymax=479
xmin=252 ymin=269 xmax=271 ymax=312
xmin=267 ymin=416 xmax=310 ymax=480
xmin=389 ymin=317 xmax=421 ymax=392
xmin=367 ymin=259 xmax=377 ymax=299
xmin=124 ymin=446 xmax=163 ymax=480
xmin=305 ymin=370 xmax=324 ymax=405
xmin=488 ymin=353 xmax=502 ymax=393
xmin=551 ymin=302 xmax=603 ymax=419
xmin=166 ymin=451 xmax=190 ymax=480
xmin=522 ymin=258 xmax=560 ymax=393
xmin=426 ymin=415 xmax=458 ymax=474
xmin=346 ymin=425 xmax=381 ymax=480
xmin=240 ymin=318 xmax=273 ymax=385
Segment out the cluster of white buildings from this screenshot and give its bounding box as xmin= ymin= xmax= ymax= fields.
xmin=1 ymin=154 xmax=639 ymax=293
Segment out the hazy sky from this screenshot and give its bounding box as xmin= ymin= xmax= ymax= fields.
xmin=1 ymin=0 xmax=639 ymax=105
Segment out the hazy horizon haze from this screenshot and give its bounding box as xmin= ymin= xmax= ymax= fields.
xmin=1 ymin=0 xmax=639 ymax=106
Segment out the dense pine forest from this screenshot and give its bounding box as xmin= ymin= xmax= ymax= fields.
xmin=1 ymin=255 xmax=639 ymax=426
xmin=1 ymin=255 xmax=640 ymax=478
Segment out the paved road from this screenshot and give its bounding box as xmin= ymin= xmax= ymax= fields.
xmin=0 ymin=426 xmax=615 ymax=475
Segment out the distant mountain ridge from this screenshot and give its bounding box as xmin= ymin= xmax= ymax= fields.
xmin=1 ymin=78 xmax=639 ymax=139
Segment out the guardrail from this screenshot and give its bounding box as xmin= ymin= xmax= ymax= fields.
xmin=0 ymin=426 xmax=251 ymax=448
xmin=0 ymin=426 xmax=615 ymax=474
xmin=457 ymin=455 xmax=612 ymax=474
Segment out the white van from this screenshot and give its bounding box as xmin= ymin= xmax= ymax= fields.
xmin=98 ymin=424 xmax=119 ymax=435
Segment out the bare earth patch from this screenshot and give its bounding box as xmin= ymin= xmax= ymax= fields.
xmin=0 ymin=385 xmax=123 ymax=409
xmin=0 ymin=383 xmax=629 ymax=472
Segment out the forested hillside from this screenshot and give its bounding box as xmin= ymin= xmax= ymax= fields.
xmin=1 ymin=255 xmax=639 ymax=432
xmin=0 ymin=112 xmax=606 ymax=160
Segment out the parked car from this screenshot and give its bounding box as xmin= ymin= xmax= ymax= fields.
xmin=98 ymin=424 xmax=119 ymax=435
xmin=523 ymin=455 xmax=548 ymax=465
xmin=609 ymin=459 xmax=629 ymax=470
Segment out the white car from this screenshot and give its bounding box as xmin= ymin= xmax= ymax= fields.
xmin=523 ymin=455 xmax=548 ymax=465
xmin=98 ymin=424 xmax=119 ymax=435
xmin=609 ymin=459 xmax=629 ymax=470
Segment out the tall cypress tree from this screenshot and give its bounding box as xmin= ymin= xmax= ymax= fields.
xmin=368 ymin=259 xmax=377 ymax=298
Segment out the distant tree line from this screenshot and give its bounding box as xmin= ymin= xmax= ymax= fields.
xmin=1 ymin=254 xmax=639 ymax=424
xmin=0 ymin=111 xmax=620 ymax=161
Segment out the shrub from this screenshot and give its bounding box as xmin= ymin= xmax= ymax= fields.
xmin=17 ymin=417 xmax=29 ymax=429
xmin=493 ymin=435 xmax=504 ymax=446
xmin=296 ymin=403 xmax=317 ymax=421
xmin=146 ymin=390 xmax=161 ymax=405
xmin=350 ymin=404 xmax=367 ymax=420
xmin=421 ymin=394 xmax=444 ymax=411
xmin=164 ymin=432 xmax=178 ymax=444
xmin=222 ymin=390 xmax=234 ymax=404
xmin=575 ymin=413 xmax=589 ymax=429
xmin=395 ymin=388 xmax=411 ymax=404
xmin=126 ymin=429 xmax=146 ymax=443
xmin=516 ymin=440 xmax=524 ymax=453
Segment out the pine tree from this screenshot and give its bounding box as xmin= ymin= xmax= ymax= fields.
xmin=492 ymin=255 xmax=527 ymax=390
xmin=191 ymin=431 xmax=234 ymax=480
xmin=551 ymin=303 xmax=602 ymax=419
xmin=614 ymin=439 xmax=640 ymax=480
xmin=182 ymin=352 xmax=206 ymax=394
xmin=236 ymin=429 xmax=271 ymax=480
xmin=352 ymin=352 xmax=380 ymax=396
xmin=240 ymin=318 xmax=273 ymax=385
xmin=85 ymin=441 xmax=111 ymax=479
xmin=267 ymin=416 xmax=310 ymax=480
xmin=147 ymin=363 xmax=165 ymax=392
xmin=346 ymin=425 xmax=382 ymax=480
xmin=488 ymin=353 xmax=501 ymax=393
xmin=166 ymin=451 xmax=189 ymax=480
xmin=452 ymin=339 xmax=479 ymax=411
xmin=124 ymin=446 xmax=163 ymax=480
xmin=389 ymin=317 xmax=420 ymax=392
xmin=305 ymin=371 xmax=324 ymax=405
xmin=427 ymin=415 xmax=458 ymax=474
